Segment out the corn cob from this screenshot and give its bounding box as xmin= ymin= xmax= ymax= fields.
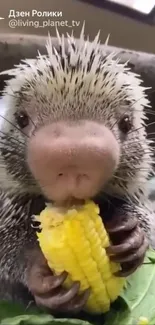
xmin=36 ymin=200 xmax=125 ymax=314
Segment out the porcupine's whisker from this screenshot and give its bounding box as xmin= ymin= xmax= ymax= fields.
xmin=118 ymin=160 xmax=154 ymax=167
xmin=0 ymin=138 xmax=25 ymax=149
xmin=113 ymin=178 xmax=152 ymax=186
xmin=134 ymin=109 xmax=155 ymax=116
xmin=0 ymin=163 xmax=147 ymax=205
xmin=110 ymin=111 xmax=127 ymax=131
xmin=125 ymin=87 xmax=155 ymax=105
xmin=112 ymin=175 xmax=128 ymax=182
xmin=0 ymin=137 xmax=25 ymax=148
xmin=0 ymin=144 xmax=153 ymax=185
xmin=106 ymin=185 xmax=134 ymax=204
xmin=110 ymin=98 xmax=146 ymax=131
xmin=118 ymin=147 xmax=153 ymax=154
xmin=110 ymin=87 xmax=155 ymax=132
xmin=102 ymin=192 xmax=130 ymax=205
xmin=111 ymin=110 xmax=155 ymax=135
xmin=0 ymin=115 xmax=30 ymax=139
xmin=37 ymin=181 xmax=132 ymax=206
xmin=0 ymin=151 xmax=24 ymax=160
xmin=112 ymin=174 xmax=152 ymax=184
xmin=136 ymin=120 xmax=155 ymax=129
xmin=127 ymin=122 xmax=155 ymax=136
xmin=28 ymin=177 xmax=149 ymax=198
xmin=0 ymin=141 xmax=153 ymax=168
xmin=118 ymin=163 xmax=154 ymax=169
xmin=116 ymin=173 xmax=153 ymax=178
xmin=0 ymin=148 xmax=26 ymax=162
xmin=0 ymin=147 xmax=25 ymax=156
xmin=114 ymin=141 xmax=153 ymax=151
xmin=27 ymin=115 xmax=36 ymax=129
xmin=0 ymin=90 xmax=23 ymax=100
xmin=118 ymin=186 xmax=136 ymax=203
xmin=117 ymin=147 xmax=153 ymax=154
xmin=114 ymin=135 xmax=152 ymax=145
xmin=0 ymin=90 xmax=37 ymax=129
xmin=0 ymin=135 xmax=153 ymax=174
xmin=0 ymin=159 xmax=152 ymax=188
xmin=6 ymin=88 xmax=44 ymax=126
xmin=115 ymin=177 xmax=154 ymax=183
xmin=0 ymin=131 xmax=25 ymax=146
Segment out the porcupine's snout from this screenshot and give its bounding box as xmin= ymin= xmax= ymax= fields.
xmin=27 ymin=121 xmax=120 ymax=203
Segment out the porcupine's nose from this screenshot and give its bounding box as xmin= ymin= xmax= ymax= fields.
xmin=27 ymin=121 xmax=120 ymax=203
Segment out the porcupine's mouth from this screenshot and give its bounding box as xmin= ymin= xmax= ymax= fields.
xmin=45 ymin=194 xmax=108 ymax=212
xmin=52 ymin=198 xmax=86 ymax=208
xmin=31 ymin=192 xmax=120 ymax=234
xmin=33 ymin=191 xmax=123 ymax=224
xmin=44 ymin=195 xmax=111 ymax=221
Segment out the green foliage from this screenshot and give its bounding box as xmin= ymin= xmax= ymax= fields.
xmin=1 ymin=249 xmax=155 ymax=325
xmin=104 ymin=249 xmax=155 ymax=325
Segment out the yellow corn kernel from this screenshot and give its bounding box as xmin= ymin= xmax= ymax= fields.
xmin=36 ymin=201 xmax=125 ymax=314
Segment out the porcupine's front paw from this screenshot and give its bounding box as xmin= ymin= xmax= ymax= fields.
xmin=26 ymin=249 xmax=90 ymax=314
xmin=104 ymin=214 xmax=149 ymax=277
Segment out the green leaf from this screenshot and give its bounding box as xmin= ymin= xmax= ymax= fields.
xmin=0 ymin=301 xmax=43 ymax=320
xmin=0 ymin=314 xmax=53 ymax=325
xmin=104 ymin=249 xmax=155 ymax=325
xmin=0 ymin=301 xmax=93 ymax=325
xmin=0 ymin=314 xmax=93 ymax=325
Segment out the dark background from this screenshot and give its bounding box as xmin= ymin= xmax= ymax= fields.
xmin=0 ymin=0 xmax=155 ymax=53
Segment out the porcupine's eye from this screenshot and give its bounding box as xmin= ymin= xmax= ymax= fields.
xmin=118 ymin=114 xmax=132 ymax=134
xmin=15 ymin=111 xmax=29 ymax=129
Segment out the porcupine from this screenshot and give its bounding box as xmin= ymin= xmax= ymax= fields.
xmin=0 ymin=26 xmax=154 ymax=314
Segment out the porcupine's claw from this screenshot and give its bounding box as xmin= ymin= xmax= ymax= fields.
xmin=34 ymin=276 xmax=90 ymax=313
xmin=51 ymin=287 xmax=91 ymax=314
xmin=105 ymin=214 xmax=149 ymax=277
xmin=27 ymin=251 xmax=90 ymax=313
xmin=35 ymin=281 xmax=80 ymax=310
